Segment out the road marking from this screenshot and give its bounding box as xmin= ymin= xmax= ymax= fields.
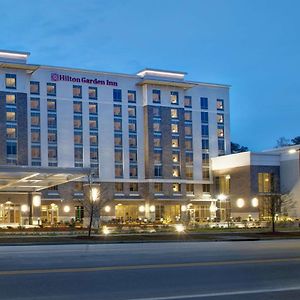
xmin=1 ymin=256 xmax=300 ymax=276
xmin=129 ymin=286 xmax=300 ymax=299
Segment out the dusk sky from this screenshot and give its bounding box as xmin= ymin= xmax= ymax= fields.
xmin=1 ymin=0 xmax=299 ymax=151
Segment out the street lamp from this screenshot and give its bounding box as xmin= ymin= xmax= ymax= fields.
xmin=251 ymin=197 xmax=259 ymax=208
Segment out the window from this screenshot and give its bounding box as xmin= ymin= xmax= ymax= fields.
xmin=152 ymin=89 xmax=161 ymax=103
xmin=114 ymin=134 xmax=123 ymax=147
xmin=115 ymin=183 xmax=123 ymax=192
xmin=73 ymin=101 xmax=82 ymax=113
xmin=217 ymin=113 xmax=224 ymax=124
xmin=115 ymin=165 xmax=123 ymax=178
xmin=173 ymin=183 xmax=181 ymax=193
xmin=185 ymin=139 xmax=193 ymax=150
xmin=128 ymin=119 xmax=136 ymax=132
xmin=74 ymin=132 xmax=83 ymax=144
xmin=31 ymin=146 xmax=41 ymax=159
xmin=186 ymin=166 xmax=193 ymax=179
xmin=171 ymin=109 xmax=178 ymax=119
xmin=6 ymin=127 xmax=16 ymax=139
xmin=129 ymin=150 xmax=137 ymax=162
xmin=6 ymin=94 xmax=16 ymax=105
xmin=202 ymin=168 xmax=210 ymax=180
xmin=201 ymin=112 xmax=208 ymax=123
xmin=153 ymin=107 xmax=161 ymax=117
xmin=202 ymin=153 xmax=209 ymax=165
xmin=217 ymin=99 xmax=224 ymax=110
xmin=48 ymin=147 xmax=57 ymax=160
xmin=47 ymin=83 xmax=56 ymax=96
xmin=30 ymin=98 xmax=40 ymax=110
xmin=128 ymin=106 xmax=136 ymax=118
xmin=89 ymin=117 xmax=98 ymax=129
xmin=74 ymin=147 xmax=83 ymax=160
xmin=73 ymin=85 xmax=82 ymax=98
xmin=48 ymin=114 xmax=57 ymax=128
xmin=114 ymin=119 xmax=122 ymax=131
xmin=89 ymin=103 xmax=97 ymax=114
xmin=173 ymin=166 xmax=180 ymax=177
xmin=30 ymin=81 xmax=40 ymax=95
xmin=185 ymin=125 xmax=192 ymax=136
xmin=74 ymin=116 xmax=82 ymax=129
xmin=130 ymin=183 xmax=138 ymax=192
xmin=31 ymin=113 xmax=40 ymax=127
xmin=186 ymin=184 xmax=194 ymax=194
xmin=115 ymin=149 xmax=123 ymax=163
xmin=186 ymin=152 xmax=193 ymax=164
xmin=128 ymin=90 xmax=136 ymax=103
xmin=201 ymin=97 xmax=208 ymax=110
xmin=47 ymin=99 xmax=56 ymax=111
xmin=154 ymin=182 xmax=163 ymax=193
xmin=90 ymin=148 xmax=98 ymax=161
xmin=217 ymin=126 xmax=224 ymax=138
xmin=170 ymin=91 xmax=179 ymax=105
xmin=90 ymin=134 xmax=98 ymax=146
xmin=114 ymin=104 xmax=122 ymax=116
xmin=218 ymin=139 xmax=225 ymax=151
xmin=7 ymin=141 xmax=17 ymax=157
xmin=172 ymin=151 xmax=180 ymax=163
xmin=5 ymin=74 xmax=16 ymax=89
xmin=130 ymin=165 xmax=138 ymax=178
xmin=203 ymin=184 xmax=211 ymax=193
xmin=202 ymin=125 xmax=209 ymax=137
xmin=153 ymin=136 xmax=161 ymax=148
xmin=184 ymin=96 xmax=192 ymax=108
xmin=172 ymin=138 xmax=179 ymax=148
xmin=258 ymin=173 xmax=274 ymax=193
xmin=202 ymin=139 xmax=209 ymax=150
xmin=184 ymin=111 xmax=192 ymax=121
xmin=113 ymin=89 xmax=122 ymax=102
xmin=129 ymin=135 xmax=137 ymax=147
xmin=153 ymin=121 xmax=161 ymax=132
xmin=171 ymin=123 xmax=178 ymax=133
xmin=48 ymin=131 xmax=57 ymax=143
xmin=154 ymin=165 xmax=162 ymax=177
xmin=88 ymin=87 xmax=97 ymax=99
xmin=31 ymin=130 xmax=40 ymax=143
xmin=154 ymin=150 xmax=162 ymax=164
xmin=6 ymin=111 xmax=16 ymax=122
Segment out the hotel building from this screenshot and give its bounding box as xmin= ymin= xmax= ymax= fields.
xmin=0 ymin=50 xmax=230 ymax=226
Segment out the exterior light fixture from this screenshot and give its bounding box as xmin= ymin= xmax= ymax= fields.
xmin=149 ymin=205 xmax=155 ymax=212
xmin=288 ymin=149 xmax=297 ymax=154
xmin=209 ymin=202 xmax=218 ymax=213
xmin=217 ymin=194 xmax=227 ymax=201
xmin=139 ymin=205 xmax=145 ymax=213
xmin=32 ymin=195 xmax=41 ymax=207
xmin=181 ymin=205 xmax=187 ymax=212
xmin=91 ymin=187 xmax=98 ymax=202
xmin=175 ymin=224 xmax=185 ymax=233
xmin=236 ymin=198 xmax=245 ymax=208
xmin=63 ymin=205 xmax=70 ymax=213
xmin=102 ymin=226 xmax=110 ymax=235
xmin=104 ymin=205 xmax=111 ymax=213
xmin=21 ymin=204 xmax=29 ymax=213
xmin=251 ymin=197 xmax=259 ymax=208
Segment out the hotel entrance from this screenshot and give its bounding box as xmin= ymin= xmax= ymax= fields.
xmin=155 ymin=205 xmax=181 ymax=223
xmin=0 ymin=202 xmax=20 ymax=224
xmin=115 ymin=204 xmax=139 ymax=222
xmin=41 ymin=204 xmax=59 ymax=225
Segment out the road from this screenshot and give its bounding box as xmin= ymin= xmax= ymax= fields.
xmin=1 ymin=240 xmax=300 ymax=299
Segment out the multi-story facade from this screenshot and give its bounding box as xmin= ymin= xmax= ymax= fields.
xmin=0 ymin=50 xmax=230 ymax=226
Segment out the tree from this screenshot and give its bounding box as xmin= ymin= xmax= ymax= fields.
xmin=275 ymin=137 xmax=291 ymax=148
xmin=231 ymin=142 xmax=249 ymax=154
xmin=291 ymin=136 xmax=300 ymax=145
xmin=79 ymin=172 xmax=110 ymax=237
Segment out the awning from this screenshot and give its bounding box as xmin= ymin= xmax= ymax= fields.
xmin=0 ymin=165 xmax=89 ymax=193
xmin=0 ymin=62 xmax=39 ymax=74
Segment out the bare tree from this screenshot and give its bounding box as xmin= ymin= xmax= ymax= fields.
xmin=78 ymin=173 xmax=110 ymax=237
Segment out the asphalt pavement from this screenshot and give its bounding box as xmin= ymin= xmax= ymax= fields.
xmin=1 ymin=240 xmax=300 ymax=299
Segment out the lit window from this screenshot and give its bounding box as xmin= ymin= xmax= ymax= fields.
xmin=114 ymin=134 xmax=122 ymax=146
xmin=115 ymin=183 xmax=123 ymax=192
xmin=186 ymin=166 xmax=193 ymax=179
xmin=74 ymin=116 xmax=82 ymax=129
xmin=172 ymin=138 xmax=179 ymax=148
xmin=31 ymin=113 xmax=40 ymax=127
xmin=5 ymin=74 xmax=16 ymax=89
xmin=128 ymin=106 xmax=136 ymax=117
xmin=48 ymin=131 xmax=57 ymax=143
xmin=217 ymin=126 xmax=224 ymax=138
xmin=154 ymin=182 xmax=163 ymax=193
xmin=202 ymin=168 xmax=210 ymax=180
xmin=30 ymin=98 xmax=40 ymax=110
xmin=153 ymin=121 xmax=161 ymax=132
xmin=184 ymin=111 xmax=192 ymax=121
xmin=89 ymin=103 xmax=97 ymax=114
xmin=170 ymin=91 xmax=179 ymax=105
xmin=128 ymin=90 xmax=136 ymax=103
xmin=201 ymin=97 xmax=208 ymax=110
xmin=152 ymin=89 xmax=161 ymax=103
xmin=173 ymin=183 xmax=181 ymax=192
xmin=129 ymin=135 xmax=137 ymax=147
xmin=173 ymin=166 xmax=180 ymax=177
xmin=73 ymin=101 xmax=82 ymax=113
xmin=217 ymin=99 xmax=224 ymax=110
xmin=115 ymin=165 xmax=123 ymax=178
xmin=130 ymin=165 xmax=138 ymax=178
xmin=47 ymin=83 xmax=56 ymax=96
xmin=6 ymin=111 xmax=16 ymax=122
xmin=185 ymin=125 xmax=192 ymax=136
xmin=90 ymin=134 xmax=98 ymax=145
xmin=48 ymin=114 xmax=57 ymax=128
xmin=114 ymin=105 xmax=122 ymax=116
xmin=6 ymin=94 xmax=16 ymax=105
xmin=6 ymin=127 xmax=16 ymax=139
xmin=154 ymin=150 xmax=162 ymax=164
xmin=31 ymin=130 xmax=40 ymax=143
xmin=172 ymin=152 xmax=180 ymax=163
xmin=48 ymin=147 xmax=57 ymax=160
xmin=129 ymin=150 xmax=137 ymax=162
xmin=88 ymin=87 xmax=97 ymax=100
xmin=184 ymin=96 xmax=192 ymax=108
xmin=130 ymin=183 xmax=138 ymax=192
xmin=153 ymin=136 xmax=161 ymax=148
xmin=89 ymin=117 xmax=98 ymax=129
xmin=171 ymin=123 xmax=178 ymax=133
xmin=30 ymin=81 xmax=40 ymax=95
xmin=115 ymin=149 xmax=123 ymax=163
xmin=47 ymin=99 xmax=56 ymax=111
xmin=74 ymin=132 xmax=83 ymax=144
xmin=171 ymin=109 xmax=178 ymax=119
xmin=217 ymin=113 xmax=224 ymax=124
xmin=128 ymin=119 xmax=136 ymax=132
xmin=31 ymin=146 xmax=40 ymax=159
xmin=113 ymin=89 xmax=122 ymax=102
xmin=73 ymin=85 xmax=82 ymax=98
xmin=114 ymin=119 xmax=122 ymax=131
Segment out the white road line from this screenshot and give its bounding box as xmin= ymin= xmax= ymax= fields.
xmin=129 ymin=286 xmax=300 ymax=300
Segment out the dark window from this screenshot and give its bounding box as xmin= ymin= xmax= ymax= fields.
xmin=201 ymin=97 xmax=208 ymax=110
xmin=201 ymin=112 xmax=209 ymax=123
xmin=202 ymin=139 xmax=209 ymax=150
xmin=201 ymin=125 xmax=209 ymax=137
xmin=113 ymin=89 xmax=122 ymax=102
